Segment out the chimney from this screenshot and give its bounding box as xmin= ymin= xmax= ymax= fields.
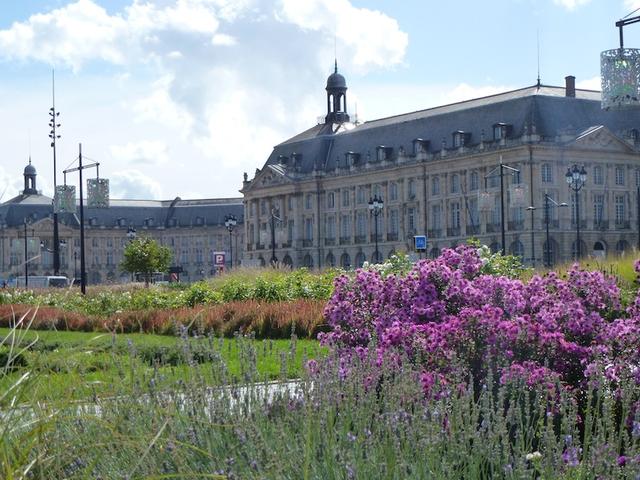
xmin=565 ymin=75 xmax=575 ymax=97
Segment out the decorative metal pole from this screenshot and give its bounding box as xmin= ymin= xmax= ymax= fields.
xmin=49 ymin=70 xmax=62 ymax=275
xmin=63 ymin=144 xmax=101 ymax=294
xmin=544 ymin=194 xmax=551 ymax=267
xmin=368 ymin=195 xmax=384 ymax=263
xmin=78 ymin=144 xmax=86 ymax=294
xmin=499 ymin=161 xmax=506 ymax=256
xmin=270 ymin=209 xmax=279 ymax=266
xmin=565 ymin=165 xmax=587 ymax=261
xmin=23 ymin=220 xmax=28 ymax=288
xmin=225 ymin=214 xmax=237 ymax=269
xmin=637 ymin=185 xmax=640 ymax=251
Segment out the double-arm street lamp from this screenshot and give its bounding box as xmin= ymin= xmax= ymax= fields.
xmin=41 ymin=239 xmax=67 ymax=270
xmin=485 ymin=159 xmax=520 ymax=256
xmin=565 ymin=165 xmax=587 ymax=261
xmin=368 ymin=195 xmax=384 ymax=263
xmin=269 ymin=208 xmax=281 ymax=266
xmin=49 ymin=71 xmax=62 ymax=275
xmin=224 ymin=214 xmax=237 ymax=269
xmin=528 ymin=194 xmax=567 ymax=267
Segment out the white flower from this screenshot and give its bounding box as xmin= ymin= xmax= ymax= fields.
xmin=525 ymin=451 xmax=542 ymax=461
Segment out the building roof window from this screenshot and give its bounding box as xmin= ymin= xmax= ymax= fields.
xmin=452 ymin=131 xmax=470 ymax=148
xmin=376 ymin=146 xmax=392 ymax=162
xmin=413 ymin=138 xmax=429 ymax=154
xmin=493 ymin=122 xmax=512 ymax=141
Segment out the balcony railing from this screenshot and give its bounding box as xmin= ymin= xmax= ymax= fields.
xmin=570 ymin=220 xmax=587 ymax=229
xmin=387 ymin=232 xmax=399 ymax=242
xmin=594 ymin=220 xmax=609 ymax=230
xmin=466 ymin=225 xmax=480 ymax=235
xmin=339 ymin=237 xmax=351 ymax=245
xmin=355 ymin=235 xmax=366 ymax=244
xmin=256 ymin=244 xmax=265 ymax=250
xmin=281 ymin=242 xmax=292 ymax=249
xmin=370 ymin=234 xmax=383 ymax=243
xmin=615 ymin=220 xmax=631 ymax=230
xmin=486 ymin=223 xmax=501 ymax=233
xmin=427 ymin=229 xmax=442 ymax=238
xmin=508 ymin=220 xmax=524 ymax=231
xmin=302 ymin=239 xmax=313 ymax=247
xmin=447 ymin=227 xmax=461 ymax=237
xmin=324 ymin=238 xmax=336 ymax=246
xmin=246 ymin=244 xmax=254 ymax=251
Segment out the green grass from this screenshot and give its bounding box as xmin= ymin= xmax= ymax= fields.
xmin=0 ymin=327 xmax=325 ymax=404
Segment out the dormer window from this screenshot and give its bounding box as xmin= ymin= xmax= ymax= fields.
xmin=145 ymin=218 xmax=154 ymax=227
xmin=376 ymin=146 xmax=392 ymax=162
xmin=195 ymin=216 xmax=204 ymax=226
xmin=117 ymin=218 xmax=126 ymax=227
xmin=89 ymin=217 xmax=97 ymax=226
xmin=291 ymin=152 xmax=302 ymax=170
xmin=277 ymin=154 xmax=288 ymax=165
xmin=493 ymin=123 xmax=512 ymax=141
xmin=345 ymin=151 xmax=360 ymax=167
xmin=452 ymin=131 xmax=470 ymax=148
xmin=169 ymin=218 xmax=178 ymax=227
xmin=630 ymin=129 xmax=639 ymax=142
xmin=413 ymin=138 xmax=429 ymax=154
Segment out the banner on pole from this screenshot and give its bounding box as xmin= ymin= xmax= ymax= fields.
xmin=54 ymin=185 xmax=76 ymax=214
xmin=87 ymin=178 xmax=109 ymax=208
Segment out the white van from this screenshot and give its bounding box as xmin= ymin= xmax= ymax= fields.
xmin=14 ymin=276 xmax=69 ymax=288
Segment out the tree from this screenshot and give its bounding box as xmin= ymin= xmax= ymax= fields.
xmin=121 ymin=237 xmax=172 ymax=286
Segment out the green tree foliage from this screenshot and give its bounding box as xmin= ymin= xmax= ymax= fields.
xmin=121 ymin=237 xmax=172 ymax=286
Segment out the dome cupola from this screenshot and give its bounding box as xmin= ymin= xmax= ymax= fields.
xmin=325 ymin=60 xmax=350 ymax=124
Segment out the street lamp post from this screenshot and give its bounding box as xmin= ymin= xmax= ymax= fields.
xmin=49 ymin=71 xmax=62 ymax=275
xmin=74 ymin=251 xmax=78 ymax=281
xmin=485 ymin=159 xmax=520 ymax=256
xmin=565 ymin=165 xmax=587 ymax=261
xmin=269 ymin=208 xmax=281 ymax=266
xmin=368 ymin=195 xmax=384 ymax=263
xmin=224 ymin=214 xmax=237 ymax=269
xmin=23 ymin=220 xmax=29 ymax=288
xmin=40 ymin=239 xmax=67 ymax=272
xmin=528 ymin=194 xmax=568 ymax=267
xmin=63 ymin=143 xmax=100 ymax=294
xmin=127 ymin=226 xmax=137 ymax=281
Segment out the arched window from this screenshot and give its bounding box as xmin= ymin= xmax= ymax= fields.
xmin=616 ymin=239 xmax=630 ymax=255
xmin=282 ymin=255 xmax=293 ymax=267
xmin=429 ymin=247 xmax=440 ymax=259
xmin=340 ymin=253 xmax=351 ymax=269
xmin=303 ymin=254 xmax=314 ymax=268
xmin=593 ymin=241 xmax=606 ymax=258
xmin=355 ymin=251 xmax=366 ymax=268
xmin=325 ymin=252 xmax=335 ymax=267
xmin=509 ymin=240 xmax=524 ymax=258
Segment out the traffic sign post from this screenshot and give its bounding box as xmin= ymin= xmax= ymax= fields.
xmin=414 ymin=235 xmax=427 ymax=260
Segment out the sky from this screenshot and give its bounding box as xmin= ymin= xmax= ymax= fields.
xmin=0 ymin=0 xmax=639 ymax=201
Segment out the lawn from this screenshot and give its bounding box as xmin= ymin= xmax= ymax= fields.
xmin=0 ymin=327 xmax=325 ymax=404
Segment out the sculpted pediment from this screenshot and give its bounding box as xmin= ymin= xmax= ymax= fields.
xmin=572 ymin=126 xmax=635 ymax=153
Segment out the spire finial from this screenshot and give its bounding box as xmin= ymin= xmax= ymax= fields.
xmin=28 ymin=156 xmax=31 ymax=165
xmin=334 ymin=58 xmax=337 ymax=74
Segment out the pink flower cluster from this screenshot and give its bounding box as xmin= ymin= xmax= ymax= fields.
xmin=320 ymin=245 xmax=640 ymax=393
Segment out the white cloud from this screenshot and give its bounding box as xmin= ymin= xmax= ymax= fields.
xmin=212 ymin=33 xmax=236 ymax=45
xmin=110 ymin=169 xmax=163 ymax=199
xmin=0 ymin=0 xmax=408 ymax=198
xmin=576 ymin=75 xmax=601 ymax=90
xmin=552 ymin=0 xmax=591 ymax=10
xmin=624 ymin=0 xmax=640 ymax=9
xmin=109 ymin=140 xmax=170 ymax=166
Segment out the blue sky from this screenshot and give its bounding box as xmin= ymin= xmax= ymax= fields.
xmin=0 ymin=0 xmax=638 ymax=200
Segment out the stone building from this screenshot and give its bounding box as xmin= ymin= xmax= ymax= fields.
xmin=0 ymin=162 xmax=244 ymax=283
xmin=241 ymin=66 xmax=640 ymax=268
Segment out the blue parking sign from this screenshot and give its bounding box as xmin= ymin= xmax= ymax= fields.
xmin=414 ymin=235 xmax=427 ymax=251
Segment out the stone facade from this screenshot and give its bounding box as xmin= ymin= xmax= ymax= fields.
xmin=242 ymin=71 xmax=640 ymax=268
xmin=0 ymin=163 xmax=244 ymax=284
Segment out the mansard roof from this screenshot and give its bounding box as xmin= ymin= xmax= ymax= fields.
xmin=0 ymin=194 xmax=244 ymax=229
xmin=258 ymin=84 xmax=640 ymax=177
